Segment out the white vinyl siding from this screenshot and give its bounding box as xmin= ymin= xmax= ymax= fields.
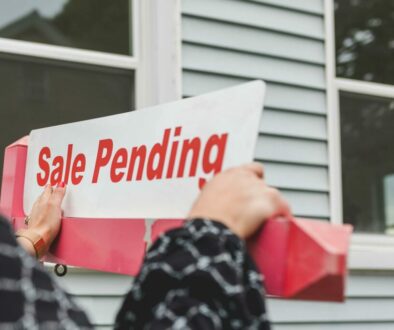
xmin=182 ymin=0 xmax=328 ymax=219
xmin=182 ymin=0 xmax=324 ymax=39
xmin=59 ymin=270 xmax=394 ymax=328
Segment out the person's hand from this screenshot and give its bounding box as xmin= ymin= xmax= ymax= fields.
xmin=27 ymin=183 xmax=66 ymax=250
xmin=188 ymin=163 xmax=290 ymax=239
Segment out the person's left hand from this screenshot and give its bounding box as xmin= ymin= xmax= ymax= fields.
xmin=188 ymin=163 xmax=291 ymax=239
xmin=27 ymin=183 xmax=66 ymax=250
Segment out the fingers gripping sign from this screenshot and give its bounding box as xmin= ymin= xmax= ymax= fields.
xmin=188 ymin=162 xmax=291 ymax=239
xmin=27 ymin=183 xmax=67 ymax=254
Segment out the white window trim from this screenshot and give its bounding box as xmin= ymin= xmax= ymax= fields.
xmin=136 ymin=0 xmax=182 ymax=108
xmin=0 ymin=38 xmax=139 ymax=69
xmin=324 ymin=0 xmax=394 ymax=270
xmin=336 ymin=78 xmax=394 ymax=99
xmin=0 ymin=0 xmax=182 ymax=109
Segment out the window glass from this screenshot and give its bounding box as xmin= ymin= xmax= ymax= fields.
xmin=384 ymin=174 xmax=394 ymax=234
xmin=334 ymin=0 xmax=394 ymax=85
xmin=0 ymin=0 xmax=132 ymax=55
xmin=0 ymin=53 xmax=134 ymax=183
xmin=340 ymin=92 xmax=394 ymax=233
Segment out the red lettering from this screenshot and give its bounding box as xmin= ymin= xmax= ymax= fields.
xmin=202 ymin=133 xmax=228 ymax=174
xmin=50 ymin=156 xmax=64 ymax=186
xmin=111 ymin=148 xmax=128 ymax=182
xmin=35 ymin=128 xmax=229 ymax=189
xmin=198 ymin=133 xmax=228 ymax=189
xmin=71 ymin=154 xmax=86 ymax=185
xmin=166 ymin=126 xmax=181 ymax=178
xmin=92 ymin=139 xmax=113 ymax=183
xmin=127 ymin=146 xmax=146 ymax=181
xmin=147 ymin=129 xmax=170 ymax=180
xmin=64 ymin=144 xmax=73 ymax=184
xmin=177 ymin=137 xmax=201 ymax=177
xmin=37 ymin=147 xmax=51 ymax=186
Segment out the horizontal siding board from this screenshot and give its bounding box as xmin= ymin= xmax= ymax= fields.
xmin=267 ymin=297 xmax=394 ymax=323
xmin=57 ymin=269 xmax=132 ymax=295
xmin=266 ymin=83 xmax=326 ymax=114
xmin=255 ymin=135 xmax=328 ymax=166
xmin=260 ymin=109 xmax=327 ymax=140
xmin=182 ymin=0 xmax=324 ymax=39
xmin=182 ymin=71 xmax=326 ymax=114
xmin=182 ymin=16 xmax=325 ymax=64
xmin=183 ymin=70 xmax=247 ymax=96
xmin=346 ymin=274 xmax=394 ymax=298
xmin=183 ymin=43 xmax=325 ymax=89
xmin=280 ymin=190 xmax=330 ymax=218
xmin=249 ymin=0 xmax=324 ymax=15
xmin=76 ymin=296 xmax=123 ymax=325
xmin=260 ymin=161 xmax=329 ymax=192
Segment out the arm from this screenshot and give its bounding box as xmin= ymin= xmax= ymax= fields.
xmin=115 ymin=163 xmax=290 ymax=329
xmin=116 ymin=218 xmax=270 ymax=329
xmin=16 ymin=235 xmax=38 ymax=256
xmin=0 ymin=184 xmax=92 ymax=328
xmin=0 ymin=215 xmax=92 ymax=328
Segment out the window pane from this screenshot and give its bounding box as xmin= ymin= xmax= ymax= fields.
xmin=0 ymin=54 xmax=134 ymax=184
xmin=340 ymin=92 xmax=394 ymax=233
xmin=334 ymin=0 xmax=394 ymax=85
xmin=0 ymin=0 xmax=132 ymax=55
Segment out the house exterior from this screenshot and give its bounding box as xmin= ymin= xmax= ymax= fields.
xmin=0 ymin=0 xmax=393 ymax=328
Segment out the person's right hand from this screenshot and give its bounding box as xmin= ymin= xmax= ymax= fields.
xmin=188 ymin=163 xmax=291 ymax=239
xmin=28 ymin=184 xmax=66 ymax=251
xmin=17 ymin=184 xmax=66 ymax=258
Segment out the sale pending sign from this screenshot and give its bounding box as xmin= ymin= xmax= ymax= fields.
xmin=23 ymin=81 xmax=265 ymax=219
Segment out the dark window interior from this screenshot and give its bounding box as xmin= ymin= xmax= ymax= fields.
xmin=341 ymin=92 xmax=394 ymax=233
xmin=0 ymin=53 xmax=134 ymax=187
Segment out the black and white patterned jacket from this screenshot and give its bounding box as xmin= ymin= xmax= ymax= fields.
xmin=0 ymin=216 xmax=270 ymax=329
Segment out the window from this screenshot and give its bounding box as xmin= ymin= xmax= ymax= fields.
xmin=0 ymin=0 xmax=181 ymax=186
xmin=0 ymin=54 xmax=135 ymax=156
xmin=324 ymin=0 xmax=394 ymax=268
xmin=0 ymin=0 xmax=133 ymax=55
xmin=340 ymin=92 xmax=394 ymax=234
xmin=335 ymin=0 xmax=393 ymax=85
xmin=329 ymin=0 xmax=394 ymax=237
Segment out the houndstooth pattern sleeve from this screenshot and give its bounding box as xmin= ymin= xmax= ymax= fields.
xmin=115 ymin=219 xmax=271 ymax=330
xmin=0 ymin=216 xmax=92 ymax=330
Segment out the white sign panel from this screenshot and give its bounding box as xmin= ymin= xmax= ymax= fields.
xmin=24 ymin=81 xmax=265 ymax=218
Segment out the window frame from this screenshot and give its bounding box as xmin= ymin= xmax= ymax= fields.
xmin=325 ymin=0 xmax=394 ymax=269
xmin=0 ymin=0 xmax=182 ymax=109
